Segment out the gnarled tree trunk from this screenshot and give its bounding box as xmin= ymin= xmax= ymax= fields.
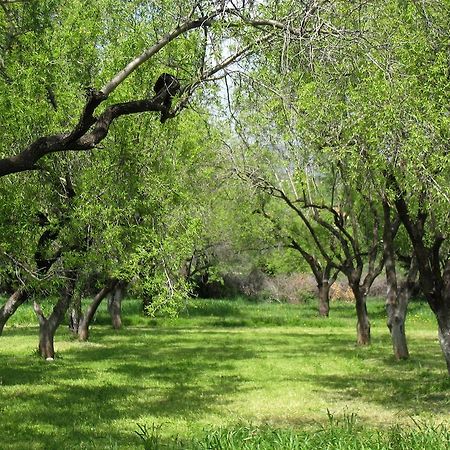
xmin=33 ymin=276 xmax=76 ymax=359
xmin=108 ymin=281 xmax=127 ymax=330
xmin=386 ymin=294 xmax=409 ymax=360
xmin=78 ymin=280 xmax=118 ymax=341
xmin=0 ymin=288 xmax=28 ymax=335
xmin=385 ymin=260 xmax=418 ymax=360
xmin=392 ymin=181 xmax=450 ymax=375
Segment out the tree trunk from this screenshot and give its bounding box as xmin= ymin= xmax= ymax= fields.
xmin=78 ymin=280 xmax=118 ymax=341
xmin=33 ymin=276 xmax=76 ymax=359
xmin=385 ymin=266 xmax=417 ymax=360
xmin=387 ymin=306 xmax=409 ymax=359
xmin=69 ymin=293 xmax=82 ymax=334
xmin=383 ymin=199 xmax=410 ymax=359
xmin=0 ymin=288 xmax=28 ymax=335
xmin=353 ymin=287 xmax=371 ymax=345
xmin=38 ymin=322 xmax=56 ymax=360
xmin=437 ymin=311 xmax=450 ymax=375
xmin=317 ymin=281 xmax=330 ymax=317
xmin=108 ymin=281 xmax=126 ymax=330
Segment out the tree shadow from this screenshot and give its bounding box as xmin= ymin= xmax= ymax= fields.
xmin=0 ymin=302 xmax=448 ymax=449
xmin=0 ymin=327 xmax=256 ymax=449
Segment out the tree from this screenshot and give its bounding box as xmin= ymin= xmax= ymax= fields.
xmin=0 ymin=0 xmax=308 ymax=177
xmin=382 ymin=201 xmax=418 ymax=360
xmin=0 ymin=0 xmax=300 ymax=355
xmin=277 ymin=0 xmax=450 ymax=371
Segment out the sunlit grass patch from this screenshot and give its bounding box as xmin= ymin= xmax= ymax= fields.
xmin=0 ymin=297 xmax=448 ymax=449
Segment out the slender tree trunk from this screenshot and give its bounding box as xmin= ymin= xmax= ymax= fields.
xmin=352 ymin=286 xmax=371 ymax=345
xmin=387 ymin=302 xmax=409 ymax=359
xmin=385 ymin=266 xmax=409 ymax=359
xmin=78 ymin=280 xmax=118 ymax=341
xmin=0 ymin=288 xmax=28 ymax=335
xmin=437 ymin=310 xmax=450 ymax=375
xmin=33 ymin=276 xmax=76 ymax=359
xmin=108 ymin=281 xmax=126 ymax=330
xmin=317 ymin=281 xmax=330 ymax=317
xmin=383 ymin=199 xmax=410 ymax=359
xmin=69 ymin=292 xmax=82 ymax=334
xmin=385 ymin=263 xmax=418 ymax=360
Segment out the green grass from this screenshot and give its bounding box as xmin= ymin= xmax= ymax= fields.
xmin=135 ymin=420 xmax=450 ymax=450
xmin=0 ymin=296 xmax=449 ymax=449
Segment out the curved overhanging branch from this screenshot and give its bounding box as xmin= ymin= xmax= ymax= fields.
xmin=0 ymin=5 xmax=327 ymax=179
xmin=0 ymin=92 xmax=166 ymax=177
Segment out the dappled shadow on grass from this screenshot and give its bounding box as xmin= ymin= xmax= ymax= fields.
xmin=270 ymin=330 xmax=450 ymax=416
xmin=311 ymin=369 xmax=450 ymax=415
xmin=0 ymin=327 xmax=257 ymax=449
xmin=1 ymin=297 xmax=449 ymax=448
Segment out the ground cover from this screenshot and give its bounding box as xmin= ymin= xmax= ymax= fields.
xmin=0 ymin=297 xmax=448 ymax=449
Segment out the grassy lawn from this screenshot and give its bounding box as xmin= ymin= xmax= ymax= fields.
xmin=0 ymin=297 xmax=449 ymax=449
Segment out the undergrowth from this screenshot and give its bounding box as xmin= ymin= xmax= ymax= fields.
xmin=135 ymin=414 xmax=450 ymax=450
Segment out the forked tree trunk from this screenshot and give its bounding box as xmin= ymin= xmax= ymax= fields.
xmin=352 ymin=286 xmax=370 ymax=345
xmin=78 ymin=280 xmax=118 ymax=341
xmin=33 ymin=276 xmax=76 ymax=359
xmin=317 ymin=281 xmax=331 ymax=317
xmin=108 ymin=281 xmax=126 ymax=330
xmin=287 ymin=240 xmax=336 ymax=317
xmin=0 ymin=288 xmax=28 ymax=335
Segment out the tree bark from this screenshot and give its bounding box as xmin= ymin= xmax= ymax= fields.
xmin=391 ymin=178 xmax=450 ymax=374
xmin=385 ymin=260 xmax=418 ymax=360
xmin=437 ymin=312 xmax=450 ymax=375
xmin=108 ymin=281 xmax=126 ymax=330
xmin=352 ymin=286 xmax=371 ymax=345
xmin=317 ymin=280 xmax=330 ymax=317
xmin=0 ymin=287 xmax=28 ymax=335
xmin=33 ymin=276 xmax=76 ymax=359
xmin=383 ymin=200 xmax=412 ymax=360
xmin=69 ymin=293 xmax=82 ymax=334
xmin=388 ymin=309 xmax=409 ymax=359
xmin=288 ymin=240 xmax=337 ymax=317
xmin=78 ymin=280 xmax=118 ymax=341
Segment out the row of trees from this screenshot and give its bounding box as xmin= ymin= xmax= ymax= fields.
xmin=0 ymin=1 xmax=448 ymax=374
xmin=219 ymin=0 xmax=449 ymax=370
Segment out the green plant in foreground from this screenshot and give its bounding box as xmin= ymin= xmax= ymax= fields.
xmin=135 ymin=417 xmax=450 ymax=450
